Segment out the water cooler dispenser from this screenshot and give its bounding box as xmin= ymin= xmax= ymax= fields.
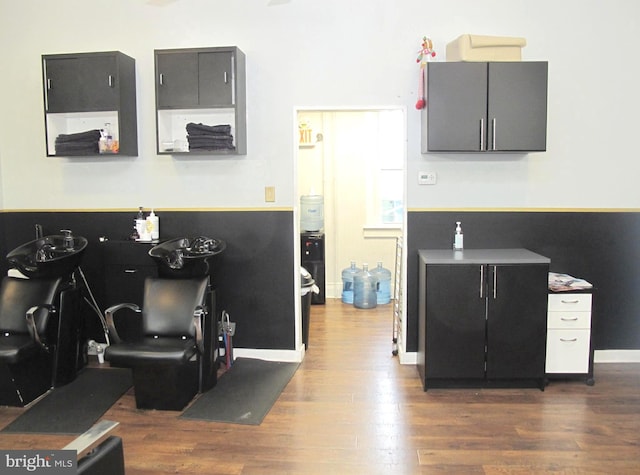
xmin=301 ymin=232 xmax=325 ymax=304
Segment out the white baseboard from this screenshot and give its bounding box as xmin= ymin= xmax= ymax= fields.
xmin=399 ymin=351 xmax=417 ymax=365
xmin=594 ymin=350 xmax=640 ymax=363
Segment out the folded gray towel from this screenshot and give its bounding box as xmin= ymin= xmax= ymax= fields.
xmin=186 ymin=123 xmax=232 ymax=136
xmin=55 ymin=129 xmax=102 ymax=144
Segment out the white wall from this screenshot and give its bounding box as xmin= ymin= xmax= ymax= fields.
xmin=0 ymin=0 xmax=639 ymax=211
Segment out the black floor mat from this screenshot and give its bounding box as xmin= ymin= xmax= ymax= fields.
xmin=1 ymin=367 xmax=132 ymax=435
xmin=181 ymin=358 xmax=298 ymax=425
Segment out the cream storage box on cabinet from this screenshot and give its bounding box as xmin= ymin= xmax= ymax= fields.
xmin=545 ymin=292 xmax=594 ymax=385
xmin=446 ymin=34 xmax=526 ymax=62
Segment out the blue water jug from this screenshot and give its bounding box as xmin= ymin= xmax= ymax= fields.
xmin=341 ymin=261 xmax=361 ymax=304
xmin=353 ymin=263 xmax=377 ymax=309
xmin=371 ymin=261 xmax=392 ymax=304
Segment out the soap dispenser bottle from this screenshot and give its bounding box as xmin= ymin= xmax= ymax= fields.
xmin=135 ymin=207 xmax=146 ymax=239
xmin=146 ymin=209 xmax=160 ymax=240
xmin=453 ymin=221 xmax=464 ymax=250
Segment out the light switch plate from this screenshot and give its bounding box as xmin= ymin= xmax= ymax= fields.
xmin=265 ymin=186 xmax=276 ymax=202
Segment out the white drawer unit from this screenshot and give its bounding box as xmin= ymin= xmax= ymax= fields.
xmin=545 ymin=292 xmax=594 ymax=385
xmin=548 ymin=293 xmax=592 ymax=312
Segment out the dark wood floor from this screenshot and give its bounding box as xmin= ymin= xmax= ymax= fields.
xmin=1 ymin=299 xmax=639 ymax=474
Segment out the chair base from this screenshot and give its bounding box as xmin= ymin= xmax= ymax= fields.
xmin=131 ymin=362 xmax=199 ymax=411
xmin=0 ymin=355 xmax=53 ymax=407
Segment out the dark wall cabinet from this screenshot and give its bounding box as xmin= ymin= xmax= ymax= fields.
xmin=42 ymin=51 xmax=138 ymax=156
xmin=418 ymin=249 xmax=550 ymax=390
xmin=422 ymin=61 xmax=548 ymax=153
xmin=155 ymin=46 xmax=246 ymax=155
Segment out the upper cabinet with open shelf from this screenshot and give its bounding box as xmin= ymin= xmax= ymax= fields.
xmin=42 ymin=51 xmax=138 ymax=157
xmin=154 ymin=46 xmax=247 ymax=155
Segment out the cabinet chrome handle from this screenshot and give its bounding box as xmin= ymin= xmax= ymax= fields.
xmin=47 ymin=78 xmax=51 ymax=90
xmin=493 ymin=265 xmax=497 ymax=299
xmin=108 ymin=75 xmax=114 ymax=87
xmin=480 ymin=118 xmax=485 ymax=151
xmin=561 ymin=316 xmax=579 ymax=321
xmin=124 ymin=269 xmax=138 ymax=274
xmin=479 ymin=265 xmax=484 ymax=299
xmin=159 ymin=73 xmax=164 ymax=86
xmin=492 ymin=118 xmax=497 ymax=151
xmin=561 ymin=299 xmax=580 ymax=304
xmin=224 ymin=71 xmax=228 ymax=84
xmin=560 ymin=338 xmax=578 ymax=342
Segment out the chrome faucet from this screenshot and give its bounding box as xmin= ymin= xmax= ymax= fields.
xmin=60 ymin=229 xmax=74 ymax=249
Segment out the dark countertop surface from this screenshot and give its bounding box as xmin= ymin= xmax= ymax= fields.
xmin=418 ymin=248 xmax=551 ymax=265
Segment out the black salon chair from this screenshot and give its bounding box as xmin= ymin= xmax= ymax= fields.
xmin=77 ymin=436 xmax=125 ymax=475
xmin=0 ymin=276 xmax=63 ymax=406
xmin=104 ymin=277 xmax=209 ymax=410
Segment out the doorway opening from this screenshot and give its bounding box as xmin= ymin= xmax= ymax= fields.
xmin=295 ymin=107 xmax=406 ymax=326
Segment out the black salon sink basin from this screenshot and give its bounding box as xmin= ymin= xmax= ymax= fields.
xmin=149 ymin=236 xmax=226 ymax=278
xmin=7 ymin=233 xmax=88 ymax=279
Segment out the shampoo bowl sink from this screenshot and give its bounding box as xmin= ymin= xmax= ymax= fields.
xmin=149 ymin=236 xmax=226 ymax=278
xmin=7 ymin=233 xmax=88 ymax=279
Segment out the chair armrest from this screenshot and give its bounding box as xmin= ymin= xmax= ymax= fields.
xmin=64 ymin=420 xmax=120 ymax=456
xmin=193 ymin=306 xmax=205 ymax=353
xmin=25 ymin=304 xmax=55 ymax=351
xmin=105 ymin=303 xmax=141 ymax=344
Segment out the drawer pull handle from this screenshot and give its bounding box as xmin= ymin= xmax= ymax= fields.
xmin=560 ymin=338 xmax=578 ymax=342
xmin=124 ymin=269 xmax=138 ymax=274
xmin=561 ymin=299 xmax=580 ymax=304
xmin=561 ymin=316 xmax=579 ymax=321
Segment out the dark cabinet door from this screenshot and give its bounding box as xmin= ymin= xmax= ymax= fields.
xmin=425 ymin=61 xmax=547 ymax=152
xmin=81 ymin=55 xmax=119 ymax=111
xmin=425 ymin=264 xmax=486 ymax=379
xmin=427 ymin=62 xmax=488 ymax=152
xmin=486 ymin=264 xmax=548 ymax=380
xmin=44 ymin=55 xmax=118 ymax=113
xmin=199 ymin=51 xmax=234 ymax=106
xmin=45 ymin=57 xmax=84 ymax=112
xmin=156 ymin=52 xmax=199 ymax=108
xmin=487 ymin=62 xmax=548 ymax=152
xmin=156 ymin=51 xmax=234 ymax=108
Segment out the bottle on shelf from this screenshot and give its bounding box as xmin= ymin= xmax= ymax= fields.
xmin=146 ymin=209 xmax=160 ymax=240
xmin=453 ymin=221 xmax=464 ymax=250
xmin=99 ymin=123 xmax=115 ymax=154
xmin=136 ymin=207 xmax=148 ymax=240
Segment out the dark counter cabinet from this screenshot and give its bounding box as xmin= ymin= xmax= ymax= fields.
xmin=155 ymin=46 xmax=246 ymax=155
xmin=42 ymin=51 xmax=138 ymax=157
xmin=100 ymin=241 xmax=158 ymax=342
xmin=422 ymin=61 xmax=548 ymax=153
xmin=418 ymin=249 xmax=550 ymax=390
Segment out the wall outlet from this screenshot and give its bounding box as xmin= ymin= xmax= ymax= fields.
xmin=418 ymin=171 xmax=437 ymax=185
